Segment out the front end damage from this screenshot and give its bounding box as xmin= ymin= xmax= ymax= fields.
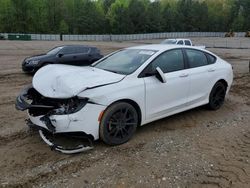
xmin=16 ymin=85 xmax=105 ymax=153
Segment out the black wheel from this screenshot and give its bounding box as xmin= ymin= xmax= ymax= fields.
xmin=100 ymin=102 xmax=138 ymax=145
xmin=208 ymin=82 xmax=226 ymax=110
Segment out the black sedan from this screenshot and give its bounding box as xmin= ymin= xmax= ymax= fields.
xmin=22 ymin=45 xmax=103 ymax=73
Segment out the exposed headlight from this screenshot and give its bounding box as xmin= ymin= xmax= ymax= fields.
xmin=54 ymin=97 xmax=89 ymax=115
xmin=28 ymin=60 xmax=40 ymax=65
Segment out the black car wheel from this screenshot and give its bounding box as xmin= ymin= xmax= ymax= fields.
xmin=100 ymin=102 xmax=138 ymax=145
xmin=208 ymin=82 xmax=226 ymax=110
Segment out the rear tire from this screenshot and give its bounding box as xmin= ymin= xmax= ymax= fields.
xmin=207 ymin=82 xmax=226 ymax=110
xmin=100 ymin=102 xmax=138 ymax=145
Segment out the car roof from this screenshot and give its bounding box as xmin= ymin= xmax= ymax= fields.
xmin=175 ymin=38 xmax=190 ymax=40
xmin=127 ymin=44 xmax=199 ymax=52
xmin=58 ymin=45 xmax=95 ymax=48
xmin=163 ymin=38 xmax=190 ymax=41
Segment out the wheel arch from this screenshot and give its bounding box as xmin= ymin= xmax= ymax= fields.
xmin=215 ymin=79 xmax=228 ymax=89
xmin=105 ymin=99 xmax=142 ymax=126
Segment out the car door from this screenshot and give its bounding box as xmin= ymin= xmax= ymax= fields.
xmin=58 ymin=46 xmax=77 ymax=64
xmin=184 ymin=49 xmax=216 ymax=105
xmin=142 ymin=49 xmax=190 ymax=121
xmin=76 ymin=47 xmax=92 ymax=65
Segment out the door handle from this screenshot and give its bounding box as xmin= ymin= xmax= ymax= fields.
xmin=73 ymin=56 xmax=77 ymax=58
xmin=207 ymin=68 xmax=215 ymax=72
xmin=179 ymin=73 xmax=189 ymax=78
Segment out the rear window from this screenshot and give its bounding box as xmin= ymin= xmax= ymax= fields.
xmin=206 ymin=53 xmax=216 ymax=64
xmin=186 ymin=49 xmax=208 ymax=68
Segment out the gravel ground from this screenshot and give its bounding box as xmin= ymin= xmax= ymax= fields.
xmin=0 ymin=38 xmax=249 ymax=188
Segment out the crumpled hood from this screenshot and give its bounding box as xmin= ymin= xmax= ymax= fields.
xmin=33 ymin=64 xmax=125 ymax=98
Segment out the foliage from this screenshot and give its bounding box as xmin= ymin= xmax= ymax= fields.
xmin=0 ymin=0 xmax=249 ymax=34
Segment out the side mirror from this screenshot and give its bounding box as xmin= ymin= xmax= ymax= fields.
xmin=155 ymin=67 xmax=166 ymax=83
xmin=58 ymin=53 xmax=64 ymax=58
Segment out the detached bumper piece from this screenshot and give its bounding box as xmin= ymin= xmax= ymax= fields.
xmin=39 ymin=130 xmax=93 ymax=154
xmin=27 ymin=120 xmax=93 ymax=154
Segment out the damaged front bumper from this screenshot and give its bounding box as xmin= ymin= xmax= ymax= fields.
xmin=16 ymin=85 xmax=106 ymax=154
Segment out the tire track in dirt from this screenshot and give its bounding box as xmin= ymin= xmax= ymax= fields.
xmin=187 ymin=75 xmax=250 ymax=188
xmin=0 ymin=129 xmax=29 ymax=146
xmin=0 ymin=139 xmax=147 ymax=187
xmin=190 ymin=121 xmax=250 ymax=187
xmin=0 ymin=72 xmax=31 ymax=85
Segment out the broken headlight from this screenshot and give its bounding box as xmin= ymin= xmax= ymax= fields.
xmin=54 ymin=97 xmax=89 ymax=115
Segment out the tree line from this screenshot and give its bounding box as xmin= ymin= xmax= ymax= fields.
xmin=0 ymin=0 xmax=249 ymax=34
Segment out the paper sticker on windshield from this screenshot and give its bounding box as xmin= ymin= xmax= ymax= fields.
xmin=139 ymin=50 xmax=155 ymax=55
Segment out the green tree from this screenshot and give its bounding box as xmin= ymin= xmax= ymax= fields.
xmin=29 ymin=0 xmax=48 ymax=33
xmin=0 ymin=0 xmax=14 ymax=32
xmin=241 ymin=0 xmax=250 ymax=30
xmin=161 ymin=3 xmax=176 ymax=32
xmin=128 ymin=0 xmax=148 ymax=33
xmin=10 ymin=0 xmax=32 ymax=33
xmin=59 ymin=20 xmax=69 ymax=34
xmin=46 ymin=0 xmax=65 ymax=33
xmin=0 ymin=0 xmax=249 ymax=34
xmin=107 ymin=0 xmax=132 ymax=34
xmin=76 ymin=0 xmax=105 ymax=34
xmin=146 ymin=1 xmax=163 ymax=33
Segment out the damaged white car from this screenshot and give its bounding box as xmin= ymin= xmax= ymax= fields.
xmin=16 ymin=45 xmax=233 ymax=153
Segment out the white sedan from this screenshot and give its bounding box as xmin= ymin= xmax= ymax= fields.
xmin=16 ymin=45 xmax=233 ymax=153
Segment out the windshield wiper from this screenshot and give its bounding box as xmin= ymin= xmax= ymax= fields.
xmin=102 ymin=69 xmax=120 ymax=74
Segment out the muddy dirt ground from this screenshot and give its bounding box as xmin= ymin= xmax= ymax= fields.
xmin=0 ymin=39 xmax=250 ymax=188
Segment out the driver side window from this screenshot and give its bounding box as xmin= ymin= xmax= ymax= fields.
xmin=150 ymin=49 xmax=185 ymax=73
xmin=60 ymin=47 xmax=76 ymax=55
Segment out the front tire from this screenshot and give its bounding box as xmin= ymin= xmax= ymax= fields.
xmin=207 ymin=82 xmax=226 ymax=110
xmin=100 ymin=102 xmax=138 ymax=145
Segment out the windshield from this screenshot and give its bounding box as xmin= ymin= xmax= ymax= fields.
xmin=94 ymin=49 xmax=156 ymax=75
xmin=161 ymin=39 xmax=177 ymax=44
xmin=47 ymin=47 xmax=64 ymax=55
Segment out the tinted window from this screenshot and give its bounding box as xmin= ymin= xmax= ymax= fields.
xmin=186 ymin=49 xmax=208 ymax=68
xmin=150 ymin=49 xmax=185 ymax=73
xmin=60 ymin=46 xmax=76 ymax=55
xmin=206 ymin=53 xmax=216 ymax=64
xmin=185 ymin=40 xmax=191 ymax=46
xmin=177 ymin=40 xmax=184 ymax=45
xmin=75 ymin=47 xmax=89 ymax=54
